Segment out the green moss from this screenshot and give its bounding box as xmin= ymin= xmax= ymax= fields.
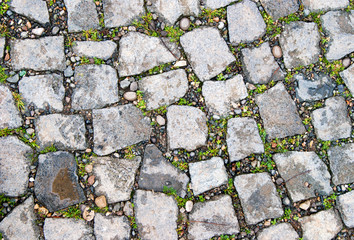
xmin=0 ymin=66 xmax=8 ymax=84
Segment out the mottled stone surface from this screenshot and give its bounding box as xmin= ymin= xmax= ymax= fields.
xmin=167 ymin=105 xmax=208 ymax=151
xmin=0 ymin=85 xmax=22 ymax=129
xmin=44 ymin=218 xmax=94 ymax=240
xmin=188 ymin=195 xmax=240 ymax=239
xmin=0 ymin=196 xmax=40 ymax=240
xmin=299 ymin=209 xmax=343 ymax=240
xmin=10 ymin=36 xmax=66 ymax=71
xmin=234 ymin=172 xmax=283 ymax=224
xmin=328 ymin=143 xmax=354 ymax=185
xmin=311 ymin=96 xmax=352 ymax=141
xmin=340 ymin=64 xmax=354 ymax=95
xmin=227 ymin=117 xmax=264 ymax=162
xmin=0 ymin=136 xmax=32 ymax=196
xmin=303 ymin=0 xmax=349 ymax=12
xmin=273 ymin=151 xmax=332 ymax=202
xmin=10 ymin=0 xmax=49 ymax=24
xmin=337 ymin=191 xmax=354 ymax=228
xmin=103 ymin=0 xmax=145 ymax=28
xmin=134 ymin=190 xmax=178 ymax=240
xmin=139 ymin=69 xmax=188 ymax=110
xmin=202 ymin=75 xmax=248 ymax=116
xmin=72 ymin=64 xmax=119 ymax=110
xmin=255 ymin=82 xmax=305 ymax=139
xmin=321 ymin=10 xmax=354 ymax=61
xmin=93 ymin=156 xmax=141 ymax=203
xmin=94 ymin=214 xmax=131 ymax=240
xmin=180 ymin=27 xmax=235 ymax=81
xmin=0 ymin=37 xmax=5 ymax=59
xmin=118 ymin=32 xmax=178 ymax=77
xmin=19 ymin=74 xmax=65 ymax=111
xmin=35 ymin=152 xmax=86 ymax=212
xmin=257 ymin=223 xmax=299 ymax=240
xmin=241 ymin=42 xmax=285 ymax=84
xmin=279 ymin=22 xmax=320 ymax=69
xmin=227 ymin=0 xmax=266 ymax=44
xmin=189 ymin=157 xmax=228 ymax=195
xmin=138 ymin=144 xmax=189 ymax=197
xmin=64 ymin=0 xmax=100 ymax=32
xmin=204 ymin=0 xmax=234 ymax=9
xmin=36 ymin=114 xmax=87 ymax=151
xmin=92 ymin=104 xmax=151 ymax=156
xmin=72 ymin=41 xmax=117 ymax=60
xmin=260 ymin=0 xmax=299 ymax=20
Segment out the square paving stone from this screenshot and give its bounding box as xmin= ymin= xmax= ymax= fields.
xmin=299 ymin=209 xmax=343 ymax=240
xmin=328 ymin=143 xmax=354 ymax=186
xmin=92 ymin=104 xmax=151 ymax=156
xmin=234 ymin=172 xmax=283 ymax=224
xmin=257 ymin=223 xmax=299 ymax=240
xmin=241 ymin=42 xmax=285 ymax=84
xmin=43 ymin=218 xmax=94 ymax=240
xmin=260 ymin=0 xmax=299 ymax=20
xmin=189 ymin=157 xmax=228 ymax=196
xmin=167 ymin=105 xmax=208 ymax=151
xmin=93 ymin=156 xmax=141 ymax=203
xmin=19 ymin=74 xmax=65 ymax=112
xmin=227 ymin=0 xmax=266 ymax=44
xmin=10 ymin=0 xmax=50 ymax=24
xmin=255 ymin=82 xmax=305 ymax=139
xmin=180 ymin=27 xmax=235 ymax=81
xmin=303 ymin=0 xmax=349 ymax=12
xmin=35 ymin=152 xmax=86 ymax=212
xmin=311 ymin=96 xmax=352 ymax=141
xmin=94 ymin=214 xmax=131 ymax=240
xmin=35 ymin=114 xmax=87 ymax=151
xmin=226 ymin=117 xmax=264 ymax=162
xmin=188 ymin=195 xmax=240 ymax=240
xmin=336 ymin=191 xmax=354 ymax=228
xmin=0 ymin=85 xmax=22 ymax=129
xmin=72 ymin=64 xmax=119 ymax=110
xmin=204 ymin=0 xmax=234 ymax=9
xmin=340 ymin=64 xmax=354 ymax=95
xmin=64 ymin=0 xmax=100 ymax=32
xmin=72 ymin=40 xmax=117 ymax=60
xmin=279 ymin=22 xmax=320 ymax=69
xmin=134 ymin=190 xmax=178 ymax=240
xmin=273 ymin=151 xmax=332 ymax=202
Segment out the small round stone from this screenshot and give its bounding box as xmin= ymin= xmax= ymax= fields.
xmin=124 ymin=92 xmax=137 ymax=101
xmin=156 ymin=115 xmax=166 ymax=125
xmin=95 ymin=195 xmax=107 ymax=208
xmin=272 ymin=45 xmax=282 ymax=58
xmin=342 ymin=57 xmax=351 ymax=68
xmin=185 ymin=200 xmax=193 ymax=212
xmin=130 ymin=81 xmax=138 ymax=91
xmin=180 ymin=17 xmax=191 ymax=31
xmin=218 ymin=22 xmax=225 ymax=30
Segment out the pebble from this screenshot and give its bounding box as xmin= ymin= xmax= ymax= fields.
xmin=299 ymin=200 xmax=311 ymax=210
xmin=156 ymin=115 xmax=166 ymax=125
xmin=342 ymin=57 xmax=351 ymax=68
xmin=32 ymin=28 xmax=44 ymax=36
xmin=218 ymin=22 xmax=225 ymax=30
xmin=303 ymin=9 xmax=310 ymax=16
xmin=185 ymin=200 xmax=193 ymax=212
xmin=130 ymin=81 xmax=138 ymax=91
xmin=88 ymin=175 xmax=95 ymax=185
xmin=272 ymin=45 xmax=282 ymax=58
xmin=283 ymin=197 xmax=291 ymax=206
xmin=82 ymin=206 xmax=95 ymax=221
xmin=52 ymin=26 xmax=60 ymax=35
xmin=85 ymin=164 xmax=93 ymax=173
xmin=26 ymin=128 xmax=35 ymax=135
xmin=276 ymin=178 xmax=284 ymax=185
xmin=7 ymin=74 xmax=20 ymax=83
xmin=195 ymin=20 xmax=202 ymax=26
xmin=123 ymin=202 xmax=133 ymax=216
xmin=120 ymin=78 xmax=131 ymax=89
xmin=20 ymin=32 xmax=28 ymax=38
xmin=64 ymin=67 xmax=74 ymax=77
xmin=95 ymin=195 xmax=107 ymax=208
xmin=173 ymin=60 xmax=188 ymax=68
xmin=180 ymin=17 xmax=191 ymax=31
xmin=123 ymin=92 xmax=137 ymax=101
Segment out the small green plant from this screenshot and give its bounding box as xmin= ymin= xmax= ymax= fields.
xmin=0 ymin=66 xmax=8 ymax=83
xmin=0 ymin=0 xmax=9 ymax=15
xmin=132 ymin=12 xmax=158 ymax=36
xmin=256 ymin=84 xmax=267 ymax=94
xmin=80 ymin=56 xmax=90 ymax=65
xmin=94 ymin=57 xmax=104 ymax=65
xmin=200 ymin=8 xmax=226 ymax=22
xmin=40 ymin=144 xmax=57 ymax=154
xmin=282 ymin=208 xmax=292 ymax=220
xmin=59 ymin=205 xmax=82 ymax=219
xmin=49 ymin=0 xmax=54 ymax=6
xmin=217 ymin=73 xmax=225 ymax=81
xmin=12 ymin=92 xmax=25 ymax=111
xmin=172 ymin=159 xmax=188 ymax=171
xmin=178 ymin=98 xmax=192 ymax=106
xmin=124 ymin=145 xmax=136 ymax=160
xmin=136 ymin=90 xmax=147 ymax=111
xmin=82 ymin=29 xmax=100 ymax=41
xmin=127 ymin=215 xmax=138 ymax=229
xmin=302 ymin=117 xmax=311 ymax=125
xmin=163 ymin=186 xmax=177 ymax=196
xmin=224 ymin=178 xmax=234 ymax=195
xmin=219 ymin=235 xmax=236 ymax=240
xmin=0 ymin=128 xmax=15 ymax=137
xmin=323 ymin=193 xmax=337 ymax=209
xmin=198 ymin=195 xmax=205 ymax=202
xmin=164 ymin=26 xmax=184 ymax=42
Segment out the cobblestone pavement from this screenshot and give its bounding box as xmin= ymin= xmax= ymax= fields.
xmin=0 ymin=0 xmax=353 ymax=239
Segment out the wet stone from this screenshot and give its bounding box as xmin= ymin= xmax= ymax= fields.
xmin=303 ymin=0 xmax=349 ymax=12
xmin=19 ymin=74 xmax=65 ymax=111
xmin=72 ymin=41 xmax=117 ymax=60
xmin=227 ymin=117 xmax=264 ymax=162
xmin=311 ymin=96 xmax=352 ymax=141
xmin=93 ymin=104 xmax=151 ymax=156
xmin=188 ymin=195 xmax=240 ymax=239
xmin=44 ymin=218 xmax=94 ymax=240
xmin=0 ymin=37 xmax=5 ymax=59
xmin=257 ymin=223 xmax=299 ymax=240
xmin=204 ymin=0 xmax=234 ymax=9
xmin=260 ymin=0 xmax=299 ymax=20
xmin=227 ymin=0 xmax=266 ymax=44
xmin=134 ymin=190 xmax=178 ymax=240
xmin=180 ymin=27 xmax=235 ymax=81
xmin=337 ymin=191 xmax=354 ymax=228
xmin=94 ymin=214 xmax=131 ymax=240
xmin=72 ymin=64 xmax=119 ymax=110
xmin=64 ymin=0 xmax=100 ymax=32
xmin=255 ymin=82 xmax=306 ymax=139
xmin=138 ymin=144 xmax=189 ymax=197
xmin=0 ymin=85 xmax=22 ymax=129
xmin=340 ymin=64 xmax=354 ymax=95
xmin=10 ymin=0 xmax=49 ymax=24
xmin=273 ymin=151 xmax=332 ymax=202
xmin=93 ymin=156 xmax=141 ymax=203
xmin=0 ymin=136 xmax=32 ymax=196
xmin=241 ymin=42 xmax=285 ymax=84
xmin=234 ymin=172 xmax=283 ymax=224
xmin=328 ymin=143 xmax=354 ymax=185
xmin=35 ymin=152 xmax=86 ymax=212
xmin=36 ymin=114 xmax=87 ymax=151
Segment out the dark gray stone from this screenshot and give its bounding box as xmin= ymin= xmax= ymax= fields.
xmin=94 ymin=214 xmax=131 ymax=240
xmin=64 ymin=0 xmax=100 ymax=32
xmin=0 ymin=85 xmax=22 ymax=129
xmin=303 ymin=0 xmax=349 ymax=12
xmin=328 ymin=143 xmax=354 ymax=185
xmin=337 ymin=191 xmax=354 ymax=228
xmin=72 ymin=41 xmax=117 ymax=60
xmin=44 ymin=218 xmax=94 ymax=240
xmin=260 ymin=0 xmax=299 ymax=20
xmin=257 ymin=223 xmax=299 ymax=240
xmin=10 ymin=0 xmax=49 ymax=24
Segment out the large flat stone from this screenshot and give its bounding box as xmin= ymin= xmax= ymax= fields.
xmin=226 ymin=117 xmax=264 ymax=162
xmin=255 ymin=82 xmax=306 ymax=139
xmin=64 ymin=0 xmax=100 ymax=32
xmin=311 ymin=96 xmax=352 ymax=141
xmin=340 ymin=64 xmax=354 ymax=95
xmin=0 ymin=196 xmax=40 ymax=240
xmin=72 ymin=41 xmax=117 ymax=60
xmin=134 ymin=190 xmax=178 ymax=240
xmin=0 ymin=85 xmax=22 ymax=129
xmin=139 ymin=69 xmax=188 ymax=110
xmin=35 ymin=114 xmax=87 ymax=151
xmin=328 ymin=143 xmax=354 ymax=185
xmin=93 ymin=156 xmax=141 ymax=203
xmin=19 ymin=74 xmax=65 ymax=111
xmin=138 ymin=144 xmax=189 ymax=197
xmin=204 ymin=0 xmax=234 ymax=9
xmin=227 ymin=0 xmax=266 ymax=44
xmin=180 ymin=27 xmax=235 ymax=81
xmin=188 ymin=195 xmax=240 ymax=239
xmin=167 ymin=105 xmax=208 ymax=151
xmin=234 ymin=172 xmax=283 ymax=224
xmin=273 ymin=151 xmax=332 ymax=202
xmin=279 ymin=22 xmax=320 ymax=69
xmin=337 ymin=191 xmax=354 ymax=228
xmin=260 ymin=0 xmax=299 ymax=20
xmin=72 ymin=64 xmax=119 ymax=110
xmin=10 ymin=36 xmax=66 ymax=71
xmin=35 ymin=151 xmax=86 ymax=212
xmin=92 ymin=104 xmax=151 ymax=156
xmin=43 ymin=218 xmax=94 ymax=240
xmin=303 ymin=0 xmax=349 ymax=12
xmin=10 ymin=0 xmax=49 ymax=24
xmin=103 ymin=0 xmax=145 ymax=28
xmin=0 ymin=136 xmax=32 ymax=197
xmin=94 ymin=214 xmax=131 ymax=240
xmin=257 ymin=223 xmax=299 ymax=240
xmin=321 ymin=10 xmax=354 ymax=61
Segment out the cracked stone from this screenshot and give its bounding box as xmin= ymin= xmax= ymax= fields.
xmin=340 ymin=64 xmax=354 ymax=95
xmin=43 ymin=218 xmax=94 ymax=240
xmin=337 ymin=191 xmax=354 ymax=228
xmin=260 ymin=0 xmax=299 ymax=20
xmin=64 ymin=0 xmax=100 ymax=32
xmin=328 ymin=143 xmax=354 ymax=185
xmin=72 ymin=41 xmax=117 ymax=60
xmin=94 ymin=214 xmax=131 ymax=240
xmin=0 ymin=85 xmax=22 ymax=129
xmin=10 ymin=0 xmax=49 ymax=24
xmin=257 ymin=223 xmax=299 ymax=240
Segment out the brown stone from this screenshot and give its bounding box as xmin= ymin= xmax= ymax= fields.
xmin=95 ymin=195 xmax=107 ymax=209
xmin=88 ymin=175 xmax=95 ymax=185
